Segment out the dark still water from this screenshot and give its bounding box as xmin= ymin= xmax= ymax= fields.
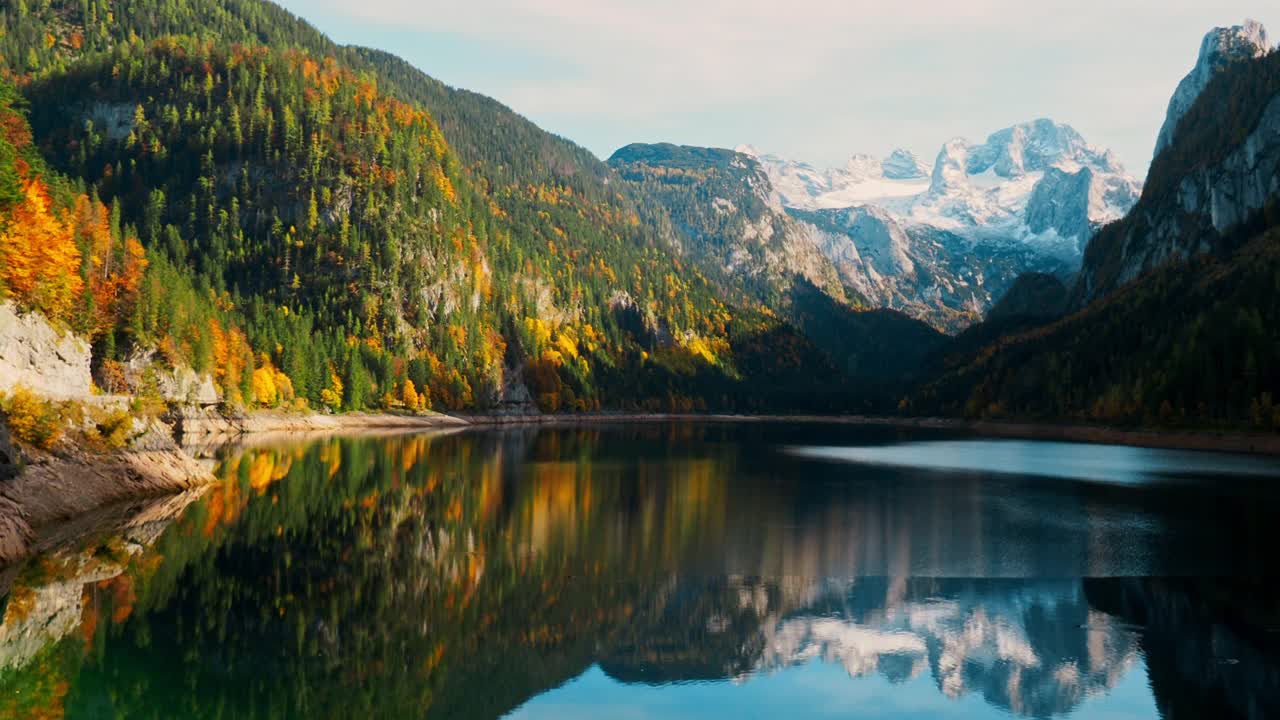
xmin=3 ymin=423 xmax=1280 ymax=719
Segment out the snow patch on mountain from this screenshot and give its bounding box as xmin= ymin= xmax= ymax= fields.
xmin=742 ymin=119 xmax=1141 ymax=264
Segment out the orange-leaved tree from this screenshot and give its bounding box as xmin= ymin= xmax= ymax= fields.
xmin=0 ymin=176 xmax=84 ymax=321
xmin=70 ymin=194 xmax=148 ymax=339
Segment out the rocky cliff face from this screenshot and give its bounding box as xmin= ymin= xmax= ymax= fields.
xmin=792 ymin=206 xmax=1067 ymax=329
xmin=1024 ymin=165 xmax=1141 ymax=249
xmin=881 ymin=148 xmax=930 ymax=180
xmin=608 ymin=143 xmax=849 ymax=307
xmin=733 ymin=120 xmax=1137 ymax=330
xmin=124 ymin=349 xmax=219 ymax=406
xmin=1076 ymin=26 xmax=1280 ymax=302
xmin=1154 ymin=20 xmax=1272 ymax=160
xmin=1111 ymin=95 xmax=1279 ymax=288
xmin=0 ymin=301 xmax=92 ymax=400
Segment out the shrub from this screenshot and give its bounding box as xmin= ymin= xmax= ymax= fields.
xmin=0 ymin=386 xmax=67 ymax=451
xmin=88 ymin=407 xmax=134 ymax=450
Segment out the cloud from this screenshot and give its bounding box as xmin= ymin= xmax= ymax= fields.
xmin=291 ymin=0 xmax=1280 ymax=173
xmin=304 ymin=0 xmax=1039 ymax=113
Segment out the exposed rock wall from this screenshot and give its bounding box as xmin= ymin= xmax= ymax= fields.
xmin=1077 ymin=91 xmax=1280 ymax=300
xmin=125 ymin=349 xmax=219 ymax=406
xmin=0 ymin=301 xmax=91 ymax=400
xmin=1154 ymin=20 xmax=1271 ymax=159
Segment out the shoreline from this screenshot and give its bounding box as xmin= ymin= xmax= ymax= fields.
xmin=0 ymin=444 xmax=214 ymax=566
xmin=195 ymin=408 xmax=1280 ymax=457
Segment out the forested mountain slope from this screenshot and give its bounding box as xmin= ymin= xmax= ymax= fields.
xmin=912 ymin=227 xmax=1280 ymax=427
xmin=0 ymin=0 xmax=891 ymax=413
xmin=1076 ymin=40 xmax=1280 ymax=303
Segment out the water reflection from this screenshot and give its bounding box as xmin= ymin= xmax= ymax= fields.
xmin=0 ymin=424 xmax=1277 ymax=719
xmin=789 ymin=439 xmax=1280 ymax=485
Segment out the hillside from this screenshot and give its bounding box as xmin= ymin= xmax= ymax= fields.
xmin=912 ymin=228 xmax=1280 ymax=427
xmin=607 ymin=142 xmax=850 ymax=309
xmin=0 ymin=0 xmax=893 ymax=414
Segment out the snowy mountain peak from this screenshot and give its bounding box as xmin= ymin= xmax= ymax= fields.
xmin=966 ymin=119 xmax=1110 ymax=179
xmin=930 ymin=138 xmax=971 ymax=195
xmin=882 ymin=149 xmax=930 ymax=180
xmin=1154 ymin=20 xmax=1272 ymax=158
xmin=844 ymin=153 xmax=883 ymax=178
xmin=748 ymin=120 xmax=1139 ymax=270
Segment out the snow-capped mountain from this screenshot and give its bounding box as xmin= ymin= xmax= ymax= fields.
xmin=881 ymin=148 xmax=930 ymax=180
xmin=753 ymin=580 xmax=1140 ymax=718
xmin=740 ymin=119 xmax=1141 ymax=264
xmin=1154 ymin=19 xmax=1272 ymax=159
xmin=610 ymin=141 xmax=1075 ymax=332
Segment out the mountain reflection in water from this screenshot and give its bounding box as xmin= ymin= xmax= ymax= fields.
xmin=1 ymin=423 xmax=1277 ymax=720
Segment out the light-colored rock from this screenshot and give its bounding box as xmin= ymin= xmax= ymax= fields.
xmin=881 ymin=149 xmax=930 ymax=180
xmin=1154 ymin=20 xmax=1272 ymax=159
xmin=0 ymin=302 xmax=92 ymax=400
xmin=124 ymin=349 xmax=219 ymax=406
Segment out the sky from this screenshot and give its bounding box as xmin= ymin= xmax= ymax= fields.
xmin=276 ymin=1 xmax=1279 ymax=178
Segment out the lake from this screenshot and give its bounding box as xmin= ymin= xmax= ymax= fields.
xmin=2 ymin=422 xmax=1279 ymax=719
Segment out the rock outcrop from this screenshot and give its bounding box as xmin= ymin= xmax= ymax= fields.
xmin=125 ymin=349 xmax=219 ymax=406
xmin=0 ymin=301 xmax=91 ymax=400
xmin=1076 ymin=27 xmax=1280 ymax=302
xmin=881 ymin=149 xmax=930 ymax=180
xmin=607 ymin=143 xmax=849 ymax=307
xmin=736 ymin=120 xmax=1138 ymax=329
xmin=1154 ymin=20 xmax=1272 ymax=160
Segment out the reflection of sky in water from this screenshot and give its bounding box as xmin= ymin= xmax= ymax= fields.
xmin=786 ymin=440 xmax=1280 ymax=484
xmin=509 ymin=662 xmax=1157 ymax=719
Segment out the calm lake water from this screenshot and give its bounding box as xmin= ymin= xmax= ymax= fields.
xmin=3 ymin=422 xmax=1280 ymax=719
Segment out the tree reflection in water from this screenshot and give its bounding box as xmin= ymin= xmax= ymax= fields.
xmin=0 ymin=424 xmax=1277 ymax=719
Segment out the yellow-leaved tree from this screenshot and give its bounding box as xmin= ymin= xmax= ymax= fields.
xmin=0 ymin=178 xmax=84 ymax=321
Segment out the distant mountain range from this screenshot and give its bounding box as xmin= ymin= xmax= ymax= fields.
xmin=612 ymin=118 xmax=1140 ymax=331
xmin=744 ymin=118 xmax=1139 ymax=262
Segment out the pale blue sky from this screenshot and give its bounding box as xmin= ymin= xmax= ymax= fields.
xmin=277 ymin=1 xmax=1279 ymax=178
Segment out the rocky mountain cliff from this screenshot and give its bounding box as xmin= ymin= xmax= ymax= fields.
xmin=607 ymin=144 xmax=947 ymax=385
xmin=0 ymin=301 xmax=91 ymax=401
xmin=1154 ymin=20 xmax=1272 ymax=159
xmin=727 ymin=121 xmax=1138 ymax=330
xmin=1076 ymin=23 xmax=1280 ymax=303
xmin=608 ymin=143 xmax=849 ymax=307
xmin=911 ymin=22 xmax=1280 ymax=427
